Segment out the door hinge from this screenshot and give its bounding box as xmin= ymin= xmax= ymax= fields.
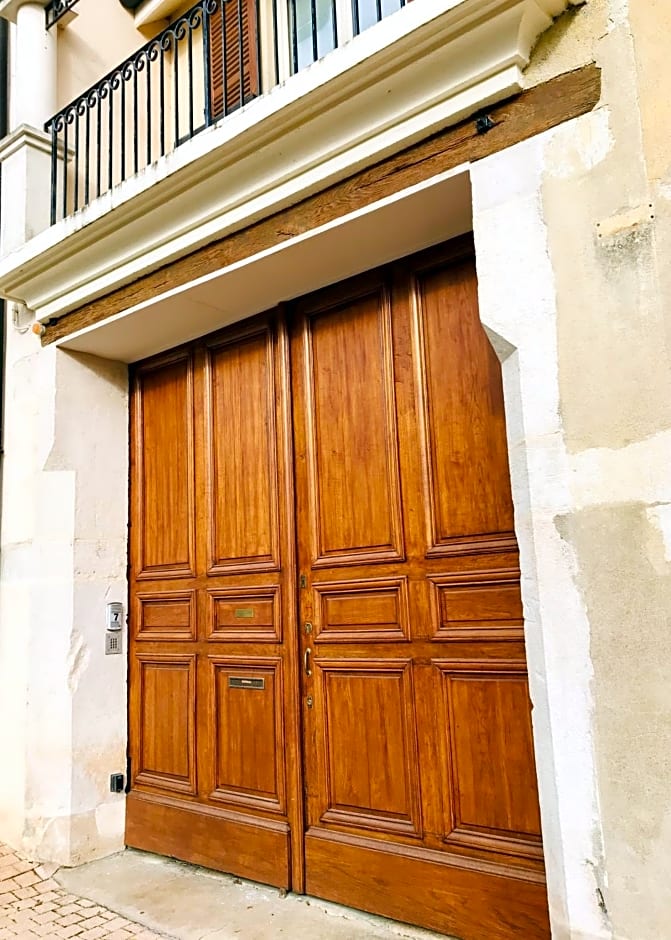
xmin=125 ymin=755 xmax=132 ymax=794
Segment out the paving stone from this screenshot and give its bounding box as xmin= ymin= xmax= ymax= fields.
xmin=105 ymin=916 xmax=133 ymax=929
xmin=14 ymin=870 xmax=41 ymax=888
xmin=0 ymin=840 xmax=178 ymax=940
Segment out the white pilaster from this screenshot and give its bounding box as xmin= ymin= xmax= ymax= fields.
xmin=14 ymin=2 xmax=56 ymax=129
xmin=0 ymin=126 xmax=55 ymax=251
xmin=0 ymin=0 xmax=57 ymax=253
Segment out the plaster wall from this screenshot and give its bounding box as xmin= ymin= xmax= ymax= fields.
xmin=57 ymin=0 xmax=150 ymax=109
xmin=473 ymin=1 xmax=671 ymax=937
xmin=0 ymin=324 xmax=129 ymax=864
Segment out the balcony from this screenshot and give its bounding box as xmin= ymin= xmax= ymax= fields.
xmin=0 ymin=0 xmax=568 ymax=326
xmin=45 ymin=0 xmax=408 ymax=224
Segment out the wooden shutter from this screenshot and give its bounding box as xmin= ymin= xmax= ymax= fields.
xmin=209 ymin=0 xmax=259 ymax=120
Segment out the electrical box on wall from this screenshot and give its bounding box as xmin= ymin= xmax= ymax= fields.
xmin=105 ymin=632 xmax=122 ymax=655
xmin=106 ymin=601 xmax=123 ymax=631
xmin=105 ymin=602 xmax=124 ymax=655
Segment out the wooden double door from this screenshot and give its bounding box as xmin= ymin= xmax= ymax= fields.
xmin=126 ymin=238 xmax=550 ymax=940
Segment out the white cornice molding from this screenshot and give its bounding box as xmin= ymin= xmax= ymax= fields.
xmin=0 ymin=124 xmax=53 ymax=160
xmin=0 ymin=0 xmax=39 ymax=23
xmin=0 ymin=0 xmax=571 ymax=320
xmin=134 ymin=0 xmax=183 ymax=28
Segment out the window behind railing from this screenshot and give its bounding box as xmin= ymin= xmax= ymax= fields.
xmin=352 ymin=0 xmax=406 ymax=37
xmin=289 ymin=0 xmax=337 ymax=73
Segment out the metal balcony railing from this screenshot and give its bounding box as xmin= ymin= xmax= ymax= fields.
xmin=45 ymin=0 xmax=80 ymax=30
xmin=45 ymin=0 xmax=407 ymax=225
xmin=45 ymin=0 xmax=252 ymax=224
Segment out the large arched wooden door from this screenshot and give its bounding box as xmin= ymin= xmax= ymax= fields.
xmin=126 ymin=236 xmax=550 ymax=940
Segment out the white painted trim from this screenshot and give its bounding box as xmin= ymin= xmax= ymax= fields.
xmin=134 ymin=0 xmax=187 ymax=28
xmin=57 ymin=164 xmax=472 ymax=361
xmin=0 ymin=0 xmax=569 ymax=321
xmin=471 ymin=133 xmax=610 ymax=939
xmin=0 ymin=0 xmax=31 ymax=23
xmin=0 ymin=124 xmax=53 ymax=160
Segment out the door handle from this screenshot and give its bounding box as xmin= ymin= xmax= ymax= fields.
xmin=304 ymin=647 xmax=312 ymax=677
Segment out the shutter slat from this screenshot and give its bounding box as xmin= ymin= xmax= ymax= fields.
xmin=209 ymin=0 xmax=258 ymax=120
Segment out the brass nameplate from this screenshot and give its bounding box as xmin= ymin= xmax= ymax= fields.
xmin=234 ymin=608 xmax=255 ymax=618
xmin=229 ymin=676 xmax=265 ymax=690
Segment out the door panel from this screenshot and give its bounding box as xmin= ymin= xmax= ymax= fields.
xmin=304 ymin=830 xmax=549 ymax=940
xmin=437 ymin=661 xmax=543 ymax=855
xmin=318 ymin=660 xmax=421 ymax=836
xmin=127 ymin=316 xmax=300 ymax=891
xmin=291 ymin=238 xmax=549 ymax=940
xmin=413 ymin=259 xmax=517 ymax=556
xmin=302 ymin=286 xmax=404 ymax=566
xmin=128 ymin=237 xmax=549 ymax=939
xmin=135 ymin=354 xmax=195 ymax=579
xmin=135 ymin=655 xmax=196 ymax=793
xmin=209 ymin=657 xmax=285 ymax=810
xmin=205 ymin=331 xmax=280 ymax=573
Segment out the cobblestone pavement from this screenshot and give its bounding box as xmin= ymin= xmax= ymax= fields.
xmin=0 ymin=842 xmax=173 ymax=939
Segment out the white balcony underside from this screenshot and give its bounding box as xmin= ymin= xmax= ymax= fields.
xmin=0 ymin=0 xmax=570 ymax=323
xmin=58 ymin=165 xmax=472 ymax=362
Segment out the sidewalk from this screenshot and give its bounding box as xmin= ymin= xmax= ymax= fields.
xmin=1 ymin=840 xmax=445 ymax=940
xmin=0 ymin=842 xmax=171 ymax=940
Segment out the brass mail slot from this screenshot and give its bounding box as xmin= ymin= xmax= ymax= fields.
xmin=234 ymin=608 xmax=255 ymax=618
xmin=228 ymin=676 xmax=265 ymax=690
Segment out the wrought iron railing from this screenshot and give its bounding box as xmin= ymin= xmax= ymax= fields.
xmin=45 ymin=0 xmax=410 ymax=224
xmin=45 ymin=0 xmax=258 ymax=223
xmin=45 ymin=0 xmax=80 ymax=30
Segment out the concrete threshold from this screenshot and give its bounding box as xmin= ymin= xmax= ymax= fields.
xmin=56 ymin=849 xmax=451 ymax=940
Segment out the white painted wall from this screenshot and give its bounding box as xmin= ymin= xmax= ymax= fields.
xmin=472 ymin=132 xmax=609 ymax=940
xmin=0 ymin=323 xmax=129 ymax=864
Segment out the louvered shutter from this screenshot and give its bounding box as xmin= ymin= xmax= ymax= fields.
xmin=209 ymin=0 xmax=259 ymax=120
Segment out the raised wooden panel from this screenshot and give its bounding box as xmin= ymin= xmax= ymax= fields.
xmin=414 ymin=258 xmax=516 ymax=557
xmin=314 ymin=578 xmax=409 ymax=643
xmin=305 ymin=829 xmax=551 ymax=940
xmin=437 ymin=660 xmax=543 ymax=859
xmin=208 ymin=586 xmax=280 ymax=642
xmin=303 ymin=288 xmax=404 ymax=567
xmin=206 ymin=327 xmax=280 ymax=573
xmin=430 ymin=571 xmax=523 ymax=641
xmin=318 ymin=660 xmax=421 ymax=836
xmin=135 ymin=655 xmax=196 ymax=794
xmin=135 ymin=591 xmax=196 ymax=642
xmin=126 ymin=792 xmax=291 ymax=890
xmin=209 ymin=658 xmax=285 ymax=812
xmin=136 ymin=356 xmax=195 ymax=579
